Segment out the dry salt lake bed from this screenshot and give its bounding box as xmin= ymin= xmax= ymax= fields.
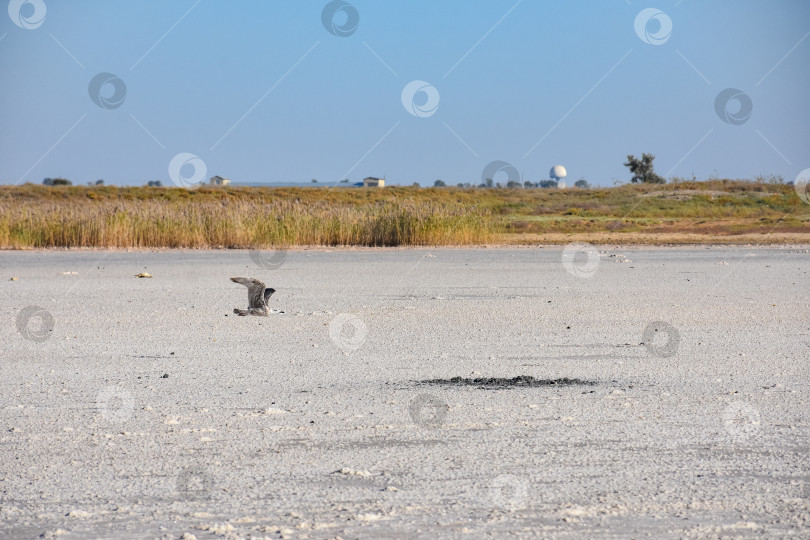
xmin=1 ymin=246 xmax=809 ymax=539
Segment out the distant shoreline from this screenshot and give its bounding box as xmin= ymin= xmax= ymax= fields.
xmin=3 ymin=239 xmax=810 ymax=251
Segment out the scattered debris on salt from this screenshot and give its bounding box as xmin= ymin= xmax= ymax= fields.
xmin=66 ymin=510 xmax=91 ymax=518
xmin=335 ymin=467 xmax=371 ymax=477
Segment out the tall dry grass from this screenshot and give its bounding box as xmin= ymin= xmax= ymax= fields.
xmin=0 ymin=188 xmax=497 ymax=248
xmin=0 ymin=181 xmax=805 ymax=248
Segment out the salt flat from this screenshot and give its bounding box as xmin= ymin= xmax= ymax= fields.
xmin=1 ymin=247 xmax=809 ymax=539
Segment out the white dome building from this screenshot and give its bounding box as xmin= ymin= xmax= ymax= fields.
xmin=550 ymin=165 xmax=567 ymax=189
xmin=550 ymin=165 xmax=567 ymax=180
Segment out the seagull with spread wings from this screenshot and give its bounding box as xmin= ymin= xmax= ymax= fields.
xmin=230 ymin=277 xmax=280 ymax=316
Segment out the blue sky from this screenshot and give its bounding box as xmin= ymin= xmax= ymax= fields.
xmin=1 ymin=0 xmax=808 ymax=187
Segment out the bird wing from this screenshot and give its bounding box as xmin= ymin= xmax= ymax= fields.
xmin=264 ymin=288 xmax=276 ymax=303
xmin=231 ymin=277 xmax=267 ymax=309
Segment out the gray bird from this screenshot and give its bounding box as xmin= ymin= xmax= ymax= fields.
xmin=231 ymin=277 xmax=278 ymax=316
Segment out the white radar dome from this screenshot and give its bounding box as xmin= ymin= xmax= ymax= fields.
xmin=550 ymin=165 xmax=567 ymax=180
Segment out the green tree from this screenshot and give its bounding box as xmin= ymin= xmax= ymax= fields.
xmin=434 ymin=179 xmax=446 ymax=187
xmin=574 ymin=178 xmax=590 ymax=188
xmin=624 ymin=153 xmax=665 ymax=184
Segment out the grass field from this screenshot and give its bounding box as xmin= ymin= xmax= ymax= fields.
xmin=1 ymin=180 xmax=808 ymax=248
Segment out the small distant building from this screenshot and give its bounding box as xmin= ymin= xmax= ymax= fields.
xmin=363 ymin=177 xmax=385 ymax=188
xmin=209 ymin=176 xmax=231 ymax=186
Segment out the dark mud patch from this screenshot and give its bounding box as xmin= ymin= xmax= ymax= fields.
xmin=418 ymin=375 xmax=598 ymax=389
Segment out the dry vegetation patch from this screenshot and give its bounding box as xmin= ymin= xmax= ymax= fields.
xmin=1 ymin=180 xmax=807 ymax=248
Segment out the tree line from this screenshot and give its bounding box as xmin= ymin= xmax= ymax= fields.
xmin=38 ymin=153 xmax=779 ymax=188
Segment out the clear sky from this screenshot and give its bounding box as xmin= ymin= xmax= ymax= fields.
xmin=1 ymin=0 xmax=808 ymax=187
